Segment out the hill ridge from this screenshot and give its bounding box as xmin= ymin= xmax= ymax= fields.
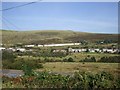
xmin=1 ymin=30 xmax=118 ymax=44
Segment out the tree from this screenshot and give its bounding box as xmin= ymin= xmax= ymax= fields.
xmin=2 ymin=51 xmax=16 ymax=62
xmin=68 ymin=57 xmax=74 ymax=62
xmin=22 ymin=64 xmax=33 ymax=76
xmin=91 ymin=57 xmax=96 ymax=62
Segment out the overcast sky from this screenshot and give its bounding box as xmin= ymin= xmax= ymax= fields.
xmin=2 ymin=2 xmax=118 ymax=33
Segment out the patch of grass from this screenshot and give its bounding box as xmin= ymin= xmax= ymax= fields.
xmin=67 ymin=53 xmax=119 ymax=61
xmin=39 ymin=62 xmax=119 ymax=76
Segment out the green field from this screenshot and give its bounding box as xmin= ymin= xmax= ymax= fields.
xmin=68 ymin=53 xmax=119 ymax=61
xmin=39 ymin=62 xmax=119 ymax=76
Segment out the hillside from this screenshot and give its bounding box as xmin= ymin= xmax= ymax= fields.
xmin=1 ymin=30 xmax=119 ymax=44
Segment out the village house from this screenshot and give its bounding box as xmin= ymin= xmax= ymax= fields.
xmin=24 ymin=43 xmax=81 ymax=47
xmin=25 ymin=49 xmax=33 ymax=52
xmin=68 ymin=48 xmax=82 ymax=53
xmin=81 ymin=49 xmax=87 ymax=52
xmin=0 ymin=47 xmax=6 ymax=51
xmin=38 ymin=45 xmax=44 ymax=47
xmin=103 ymin=48 xmax=112 ymax=53
xmin=25 ymin=45 xmax=35 ymax=47
xmin=53 ymin=49 xmax=67 ymax=53
xmin=100 ymin=41 xmax=104 ymax=44
xmin=111 ymin=49 xmax=119 ymax=53
xmin=94 ymin=49 xmax=102 ymax=52
xmin=106 ymin=49 xmax=114 ymax=53
xmin=68 ymin=48 xmax=116 ymax=53
xmin=88 ymin=49 xmax=95 ymax=53
xmin=102 ymin=49 xmax=108 ymax=52
xmin=101 ymin=48 xmax=119 ymax=53
xmin=7 ymin=48 xmax=16 ymax=52
xmin=16 ymin=48 xmax=26 ymax=52
xmin=44 ymin=43 xmax=80 ymax=47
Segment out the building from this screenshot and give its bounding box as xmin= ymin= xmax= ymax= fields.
xmin=0 ymin=47 xmax=6 ymax=51
xmin=7 ymin=48 xmax=16 ymax=52
xmin=68 ymin=48 xmax=82 ymax=53
xmin=81 ymin=49 xmax=87 ymax=52
xmin=53 ymin=49 xmax=67 ymax=53
xmin=89 ymin=49 xmax=95 ymax=53
xmin=94 ymin=49 xmax=102 ymax=52
xmin=25 ymin=45 xmax=35 ymax=47
xmin=38 ymin=45 xmax=44 ymax=47
xmin=44 ymin=43 xmax=80 ymax=47
xmin=16 ymin=48 xmax=26 ymax=52
xmin=102 ymin=48 xmax=119 ymax=53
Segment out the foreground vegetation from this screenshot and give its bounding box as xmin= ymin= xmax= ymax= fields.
xmin=2 ymin=71 xmax=120 ymax=89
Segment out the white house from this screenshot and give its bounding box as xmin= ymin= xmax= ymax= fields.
xmin=25 ymin=45 xmax=35 ymax=47
xmin=107 ymin=49 xmax=114 ymax=53
xmin=81 ymin=49 xmax=87 ymax=52
xmin=44 ymin=43 xmax=80 ymax=47
xmin=74 ymin=43 xmax=81 ymax=45
xmin=25 ymin=49 xmax=33 ymax=52
xmin=53 ymin=49 xmax=66 ymax=53
xmin=38 ymin=45 xmax=44 ymax=47
xmin=8 ymin=48 xmax=16 ymax=52
xmin=68 ymin=48 xmax=82 ymax=53
xmin=16 ymin=48 xmax=26 ymax=52
xmin=102 ymin=48 xmax=118 ymax=53
xmin=94 ymin=49 xmax=102 ymax=52
xmin=111 ymin=49 xmax=118 ymax=53
xmin=73 ymin=49 xmax=82 ymax=52
xmin=89 ymin=49 xmax=95 ymax=53
xmin=100 ymin=42 xmax=104 ymax=44
xmin=24 ymin=43 xmax=80 ymax=47
xmin=103 ymin=49 xmax=108 ymax=52
xmin=0 ymin=47 xmax=5 ymax=50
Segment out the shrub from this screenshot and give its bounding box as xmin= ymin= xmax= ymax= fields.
xmin=3 ymin=58 xmax=43 ymax=70
xmin=2 ymin=51 xmax=16 ymax=62
xmin=80 ymin=57 xmax=96 ymax=62
xmin=98 ymin=56 xmax=120 ymax=63
xmin=63 ymin=57 xmax=74 ymax=62
xmin=63 ymin=58 xmax=68 ymax=62
xmin=68 ymin=57 xmax=74 ymax=62
xmin=2 ymin=71 xmax=119 ymax=88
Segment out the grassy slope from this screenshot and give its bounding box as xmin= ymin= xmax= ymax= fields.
xmin=1 ymin=30 xmax=119 ymax=44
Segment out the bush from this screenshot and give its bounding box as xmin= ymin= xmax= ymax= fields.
xmin=91 ymin=57 xmax=96 ymax=62
xmin=2 ymin=51 xmax=17 ymax=69
xmin=63 ymin=58 xmax=68 ymax=62
xmin=3 ymin=58 xmax=43 ymax=70
xmin=68 ymin=57 xmax=74 ymax=62
xmin=63 ymin=57 xmax=74 ymax=62
xmin=2 ymin=51 xmax=16 ymax=62
xmin=98 ymin=56 xmax=120 ymax=63
xmin=80 ymin=57 xmax=96 ymax=62
xmin=2 ymin=71 xmax=119 ymax=88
